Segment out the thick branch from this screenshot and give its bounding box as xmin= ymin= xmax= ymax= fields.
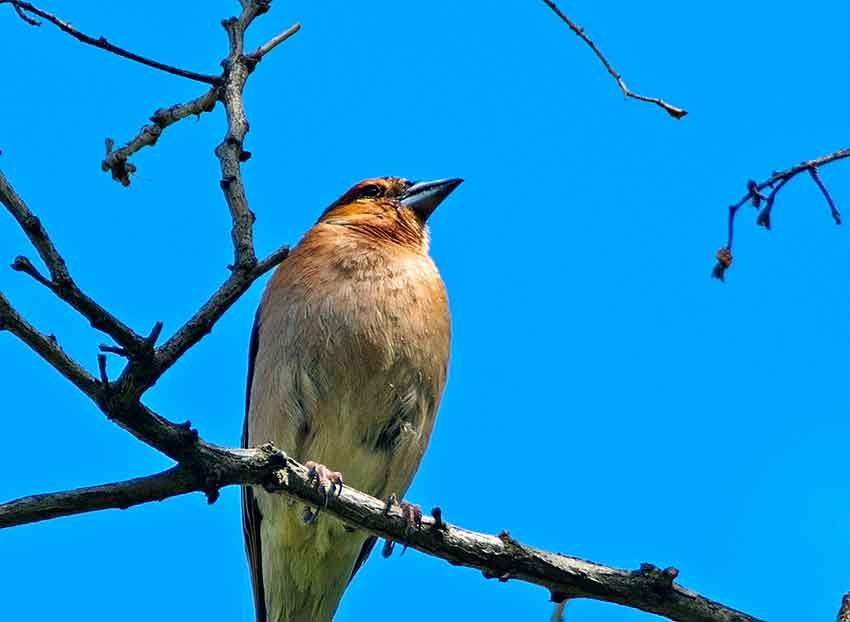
xmin=102 ymin=87 xmax=220 ymax=186
xmin=541 ymin=0 xmax=687 ymax=119
xmin=0 ymin=441 xmax=763 ymax=622
xmin=3 ymin=1 xmax=220 ymax=85
xmin=712 ymin=148 xmax=849 ymax=281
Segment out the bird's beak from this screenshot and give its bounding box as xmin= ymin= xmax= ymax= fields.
xmin=400 ymin=178 xmax=463 ymax=221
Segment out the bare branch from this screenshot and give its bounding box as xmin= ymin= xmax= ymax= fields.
xmin=809 ymin=166 xmax=841 ymax=225
xmin=248 ymin=22 xmax=301 ymax=61
xmin=2 ymin=1 xmax=221 ymax=85
xmin=712 ymin=148 xmax=850 ymax=281
xmin=148 ymin=243 xmax=289 ymax=385
xmin=0 ymin=466 xmax=199 ymax=527
xmin=0 ymin=292 xmax=99 ymax=397
xmin=0 ymin=170 xmax=149 ymax=356
xmin=541 ymin=0 xmax=687 ymax=119
xmin=215 ymin=5 xmax=269 ymax=271
xmin=102 ymin=87 xmax=220 ymax=186
xmin=0 ymin=439 xmax=763 ymax=622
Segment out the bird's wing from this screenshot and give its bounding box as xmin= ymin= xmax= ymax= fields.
xmin=348 ymin=536 xmax=378 ymax=585
xmin=242 ymin=312 xmax=267 ymax=622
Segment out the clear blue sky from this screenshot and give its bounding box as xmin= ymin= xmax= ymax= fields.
xmin=2 ymin=1 xmax=850 ymax=620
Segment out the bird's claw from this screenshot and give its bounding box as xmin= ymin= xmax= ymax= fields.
xmin=305 ymin=460 xmax=343 ymax=502
xmin=304 ymin=461 xmax=343 ymax=521
xmin=380 ymin=495 xmax=423 ymax=555
xmin=400 ymin=501 xmax=423 ymax=535
xmin=399 ymin=500 xmax=422 ymax=554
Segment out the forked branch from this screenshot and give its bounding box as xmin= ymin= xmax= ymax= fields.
xmin=712 ymin=148 xmax=849 ymax=281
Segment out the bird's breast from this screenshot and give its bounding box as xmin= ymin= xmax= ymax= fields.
xmin=248 ymin=231 xmax=450 ymax=495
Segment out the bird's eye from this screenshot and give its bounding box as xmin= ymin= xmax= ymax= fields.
xmin=358 ymin=184 xmax=383 ymax=198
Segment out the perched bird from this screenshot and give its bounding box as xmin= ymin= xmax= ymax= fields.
xmin=242 ymin=176 xmax=462 ymax=622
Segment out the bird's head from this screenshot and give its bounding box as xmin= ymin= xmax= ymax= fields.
xmin=318 ymin=177 xmax=462 ymax=251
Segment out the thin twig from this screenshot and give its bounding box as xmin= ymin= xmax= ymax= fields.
xmin=808 ymin=166 xmax=841 ymax=225
xmin=10 ymin=255 xmax=51 ymax=288
xmin=248 ymin=22 xmax=301 ymax=60
xmin=541 ymin=0 xmax=687 ymax=119
xmin=0 ymin=292 xmax=99 ymax=397
xmin=11 ymin=1 xmax=36 ymax=25
xmin=551 ymin=600 xmax=568 ymax=622
xmin=148 ymin=243 xmax=288 ymax=384
xmin=3 ymin=1 xmax=220 ymax=85
xmin=0 ymin=170 xmax=149 ymax=356
xmin=712 ymin=148 xmax=850 ymax=280
xmin=102 ymin=87 xmax=220 ymax=186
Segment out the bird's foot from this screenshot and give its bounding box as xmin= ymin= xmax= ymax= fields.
xmin=382 ymin=494 xmax=422 ymax=555
xmin=305 ymin=460 xmax=343 ymax=505
xmin=400 ymin=501 xmax=423 ymax=535
xmin=301 ymin=461 xmax=343 ymax=524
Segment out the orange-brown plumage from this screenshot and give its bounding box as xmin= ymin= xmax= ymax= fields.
xmin=242 ymin=176 xmax=461 ymax=622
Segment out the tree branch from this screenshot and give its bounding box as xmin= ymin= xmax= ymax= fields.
xmin=147 ymin=243 xmax=289 ymax=385
xmin=248 ymin=22 xmax=301 ymax=61
xmin=711 ymin=148 xmax=849 ymax=281
xmin=0 ymin=465 xmax=200 ymax=527
xmin=215 ymin=5 xmax=268 ymax=271
xmin=541 ymin=0 xmax=687 ymax=119
xmin=102 ymin=87 xmax=220 ymax=186
xmin=0 ymin=170 xmax=150 ymax=357
xmin=0 ymin=291 xmax=99 ymax=397
xmin=0 ymin=440 xmax=764 ymax=622
xmin=2 ymin=0 xmax=221 ymax=85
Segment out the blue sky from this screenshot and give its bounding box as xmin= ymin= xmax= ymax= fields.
xmin=2 ymin=1 xmax=850 ymax=620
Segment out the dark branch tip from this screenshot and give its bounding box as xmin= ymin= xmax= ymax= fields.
xmin=99 ymin=343 xmax=129 ymax=357
xmin=711 ymin=247 xmax=732 ymax=281
xmin=146 ymin=320 xmax=164 ymax=346
xmin=10 ymin=255 xmax=34 ymax=272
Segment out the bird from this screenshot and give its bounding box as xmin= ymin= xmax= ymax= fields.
xmin=242 ymin=176 xmax=462 ymax=622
